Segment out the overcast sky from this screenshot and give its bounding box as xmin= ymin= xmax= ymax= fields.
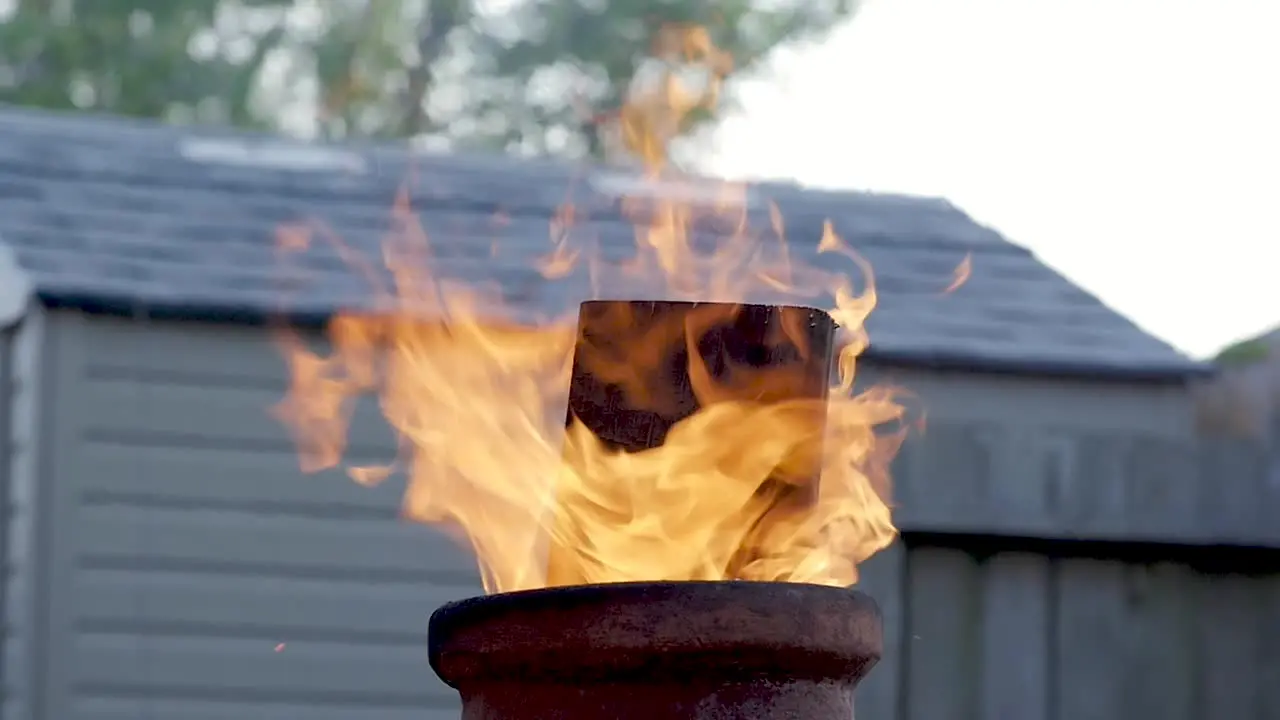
xmin=706 ymin=0 xmax=1279 ymax=359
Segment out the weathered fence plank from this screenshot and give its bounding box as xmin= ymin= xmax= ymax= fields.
xmin=904 ymin=546 xmax=982 ymax=720
xmin=978 ymin=552 xmax=1050 ymax=720
xmin=1259 ymin=574 xmax=1280 ymax=720
xmin=1196 ymin=439 xmax=1277 ymax=545
xmin=1197 ymin=571 xmax=1261 ymax=719
xmin=1053 ymin=558 xmax=1128 ymax=720
xmin=855 ymin=540 xmax=905 ymax=720
xmin=895 ymin=431 xmax=1279 ymax=548
xmin=1123 ymin=441 xmax=1200 ymax=542
xmin=1121 ymin=562 xmax=1198 ymax=720
xmin=894 ymin=422 xmax=995 ymax=534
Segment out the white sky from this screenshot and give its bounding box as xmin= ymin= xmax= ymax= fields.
xmin=707 ymin=0 xmax=1279 ymax=359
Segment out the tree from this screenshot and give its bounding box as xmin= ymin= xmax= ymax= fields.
xmin=0 ymin=0 xmax=294 ymax=127
xmin=0 ymin=0 xmax=858 ymax=158
xmin=463 ymin=0 xmax=857 ymax=158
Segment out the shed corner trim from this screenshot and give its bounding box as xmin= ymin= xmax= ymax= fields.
xmin=0 ymin=243 xmax=33 ymax=329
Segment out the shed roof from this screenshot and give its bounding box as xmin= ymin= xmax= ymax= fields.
xmin=0 ymin=104 xmax=1207 ymax=380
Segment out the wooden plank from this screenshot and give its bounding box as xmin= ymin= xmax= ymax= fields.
xmin=1058 ymin=436 xmax=1129 ymax=538
xmin=987 ymin=430 xmax=1073 ymax=537
xmin=1265 ymin=453 xmax=1280 ymax=546
xmin=978 ymin=552 xmax=1050 ymax=720
xmin=1123 ymin=439 xmax=1201 ymax=542
xmin=1197 ymin=439 xmax=1275 ymax=545
xmin=0 ymin=311 xmax=13 ymax=718
xmin=34 ymin=312 xmax=90 ymax=720
xmin=78 ymin=376 xmax=398 ymax=455
xmin=80 ymin=315 xmax=308 ymax=384
xmin=76 ymin=504 xmax=480 ymax=579
xmin=1197 ymin=571 xmax=1261 ymax=719
xmin=74 ymin=568 xmax=474 ymax=641
xmin=5 ymin=310 xmax=49 ymax=720
xmin=903 ymin=546 xmax=982 ymax=720
xmin=895 ymin=423 xmax=995 ymax=533
xmin=854 ymin=540 xmax=904 ymax=720
xmin=72 ymin=633 xmax=451 ymax=702
xmin=1259 ymin=573 xmax=1280 ymax=720
xmin=1053 ymin=558 xmax=1128 ymax=720
xmin=1120 ymin=562 xmax=1197 ymax=720
xmin=855 ymin=365 xmax=1195 ymax=437
xmin=77 ymin=441 xmax=404 ymax=516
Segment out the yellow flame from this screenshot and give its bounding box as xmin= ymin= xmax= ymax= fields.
xmin=273 ymin=25 xmax=906 ymax=594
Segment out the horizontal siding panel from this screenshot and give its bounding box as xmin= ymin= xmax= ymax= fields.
xmin=75 ymin=698 xmax=456 ymax=720
xmin=76 ymin=569 xmax=471 ymax=642
xmin=73 ymin=633 xmax=451 ymax=703
xmin=78 ymin=505 xmax=482 ymax=580
xmin=81 ymin=317 xmax=303 ymax=384
xmin=78 ymin=441 xmax=404 ymax=517
xmin=63 ymin=318 xmax=485 ymax=720
xmin=79 ymin=377 xmax=399 ymax=453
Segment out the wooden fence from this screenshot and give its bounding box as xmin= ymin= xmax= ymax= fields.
xmin=853 ymin=427 xmax=1280 ymax=720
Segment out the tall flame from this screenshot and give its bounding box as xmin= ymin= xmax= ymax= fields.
xmin=273 ymin=25 xmax=907 ymax=594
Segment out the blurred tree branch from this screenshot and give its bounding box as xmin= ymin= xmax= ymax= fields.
xmin=0 ymin=0 xmax=859 ymax=158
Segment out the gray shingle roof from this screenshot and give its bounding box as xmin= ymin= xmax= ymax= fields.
xmin=0 ymin=104 xmax=1207 ymax=379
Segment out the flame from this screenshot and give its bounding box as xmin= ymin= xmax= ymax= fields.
xmin=273 ymin=25 xmax=908 ymax=594
xmin=943 ymin=253 xmax=972 ymax=294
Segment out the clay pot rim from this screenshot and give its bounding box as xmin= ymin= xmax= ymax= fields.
xmin=428 ymin=580 xmax=882 ymax=687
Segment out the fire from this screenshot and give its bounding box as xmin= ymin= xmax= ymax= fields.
xmin=273 ymin=25 xmax=907 ymax=594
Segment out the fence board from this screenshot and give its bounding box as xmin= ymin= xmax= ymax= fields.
xmin=979 ymin=553 xmax=1050 ymax=720
xmin=1259 ymin=574 xmax=1280 ymax=720
xmin=894 ymin=423 xmax=994 ymax=533
xmin=855 ymin=540 xmax=905 ymax=720
xmin=1121 ymin=562 xmax=1198 ymax=720
xmin=1053 ymin=558 xmax=1127 ymax=720
xmin=904 ymin=546 xmax=981 ymax=720
xmin=1197 ymin=571 xmax=1261 ymax=719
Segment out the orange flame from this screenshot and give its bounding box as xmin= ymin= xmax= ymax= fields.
xmin=943 ymin=253 xmax=972 ymax=294
xmin=273 ymin=25 xmax=907 ymax=594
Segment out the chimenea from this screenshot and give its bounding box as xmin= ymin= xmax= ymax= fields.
xmin=428 ymin=580 xmax=883 ymax=720
xmin=427 ymin=300 xmax=884 ymax=718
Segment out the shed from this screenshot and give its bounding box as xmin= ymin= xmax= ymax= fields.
xmin=0 ymin=104 xmax=1220 ymax=720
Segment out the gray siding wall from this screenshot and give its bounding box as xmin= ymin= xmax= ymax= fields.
xmin=36 ymin=311 xmax=480 ymax=720
xmin=17 ymin=310 xmax=1266 ymax=720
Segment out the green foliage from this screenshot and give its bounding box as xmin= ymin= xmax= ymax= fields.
xmin=469 ymin=0 xmax=857 ymax=156
xmin=1214 ymin=339 xmax=1271 ymax=366
xmin=0 ymin=0 xmax=293 ymax=127
xmin=0 ymin=0 xmax=858 ymax=157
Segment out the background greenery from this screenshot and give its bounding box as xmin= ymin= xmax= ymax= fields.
xmin=0 ymin=0 xmax=857 ymax=157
